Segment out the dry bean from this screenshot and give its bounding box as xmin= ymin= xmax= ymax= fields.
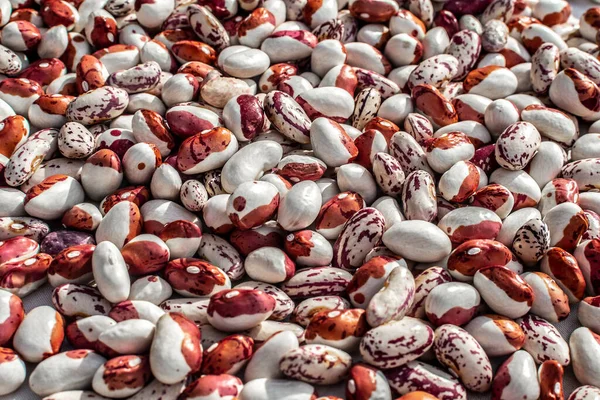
xmin=491 ymin=350 xmax=540 ymax=400
xmin=570 ymin=327 xmax=600 ymax=387
xmin=0 ymin=347 xmax=26 ymax=396
xmin=13 ymin=305 xmax=64 ymax=363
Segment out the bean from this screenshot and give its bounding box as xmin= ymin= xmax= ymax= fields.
xmin=366 ymin=265 xmax=414 ymax=326
xmin=425 ymin=282 xmax=480 ymax=326
xmin=239 ymin=378 xmax=317 ymax=400
xmin=13 ymin=306 xmax=64 ymax=363
xmin=2 ymin=0 xmax=600 ymax=397
xmin=492 ymin=350 xmax=540 ymax=399
xmin=570 ymin=327 xmax=600 ymax=387
xmin=360 ymin=317 xmax=433 ymax=369
xmin=383 ymin=220 xmax=451 ymax=262
xmin=149 ymin=313 xmax=202 ymax=384
xmin=0 ymin=347 xmax=26 ymax=396
xmin=464 ymin=314 xmax=524 ymax=357
xmin=524 ymin=272 xmax=571 ymax=323
xmin=385 ymin=361 xmax=466 ymax=400
xmin=433 ymin=324 xmax=492 ymax=392
xmin=473 ymin=266 xmax=534 ymax=319
xmin=519 ymin=314 xmax=570 ymax=366
xmin=29 ymin=350 xmax=106 ymax=397
xmin=280 ymin=344 xmax=351 ymax=385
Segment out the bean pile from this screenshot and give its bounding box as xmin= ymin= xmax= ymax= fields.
xmin=1 ymin=0 xmax=600 ymax=398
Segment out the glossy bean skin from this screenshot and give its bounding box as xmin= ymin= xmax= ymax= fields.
xmin=518 ymin=314 xmax=570 ymax=366
xmin=29 ymin=350 xmax=107 ymax=397
xmin=425 ymin=282 xmax=480 ymax=327
xmin=473 ymin=266 xmax=534 ymax=319
xmin=538 ymin=360 xmax=564 ymax=400
xmin=366 ymin=265 xmax=415 ymax=327
xmin=492 ymin=350 xmax=540 ymax=400
xmin=385 ymin=360 xmax=467 ymax=400
xmin=149 ymin=313 xmax=202 ymax=384
xmin=570 ymin=327 xmax=600 ymax=388
xmin=0 ymin=290 xmax=24 ymax=346
xmin=346 ymin=363 xmax=392 ymax=400
xmin=464 ymin=314 xmax=525 ymax=357
xmin=280 ymin=344 xmax=352 ymax=385
xmin=433 ymin=324 xmax=493 ymax=392
xmin=2 ymin=0 xmax=600 ymax=397
xmin=0 ymin=347 xmax=26 ymax=396
xmin=360 ymin=317 xmax=434 ymax=369
xmin=333 ymin=207 xmax=385 ymax=271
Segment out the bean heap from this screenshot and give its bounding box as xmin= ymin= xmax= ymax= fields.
xmin=2 ymin=0 xmax=600 ymax=398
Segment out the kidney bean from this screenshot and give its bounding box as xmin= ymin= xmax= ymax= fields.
xmin=438 ymin=206 xmax=502 ymax=246
xmin=511 ymin=217 xmax=550 ymax=266
xmin=366 ymin=265 xmax=414 ymax=326
xmin=539 ymin=179 xmax=579 ymax=218
xmin=570 ymin=327 xmax=600 ymax=388
xmin=539 ymin=247 xmax=585 ymax=304
xmin=221 ymin=140 xmax=283 ymax=193
xmin=474 ymin=265 xmax=534 ymax=318
xmin=550 ymin=69 xmax=600 ymax=120
xmin=239 ymin=378 xmax=317 ymax=400
xmin=360 ymin=317 xmax=433 ymax=370
xmin=149 ymin=313 xmax=202 ymax=385
xmin=400 ymin=171 xmax=436 ymax=222
xmin=0 ymin=217 xmax=49 ymax=243
xmin=527 ymin=270 xmax=571 ymax=323
xmin=246 ymin=321 xmax=304 ymax=345
xmin=424 ymin=282 xmax=480 ymax=326
xmin=178 ymin=374 xmax=242 ymax=400
xmin=261 ymin=30 xmax=317 ymax=63
xmin=538 ymin=360 xmax=565 ymax=400
xmin=235 ymin=282 xmax=292 ymax=323
xmin=579 ymin=297 xmax=600 ymax=337
xmin=12 ymin=305 xmax=63 ymax=363
xmin=0 ymin=347 xmax=26 ymax=396
xmin=464 ymin=314 xmax=524 ymax=358
xmin=90 ymin=355 xmax=150 ymax=398
xmin=314 ymin=191 xmax=363 ymax=239
xmin=433 ymin=324 xmax=492 ymax=392
xmin=47 ymin=243 xmax=94 ymax=287
xmin=0 ymin=289 xmax=23 ymax=347
xmin=332 ymin=207 xmax=385 ymax=270
xmin=303 ymin=308 xmax=366 ymax=352
xmin=207 ymin=288 xmax=275 ymax=332
xmin=569 ymin=386 xmax=600 ymax=400
xmin=491 ymin=168 xmax=542 ymax=210
xmin=0 ymin=188 xmax=25 ymax=219
xmin=52 ymin=283 xmax=109 ymax=319
xmin=492 ymin=350 xmax=540 ymax=400
xmin=291 ymin=295 xmax=350 ymax=327
xmin=65 ymin=315 xmax=116 ymax=352
xmin=518 ymin=314 xmax=570 ymax=366
xmin=574 ymin=238 xmax=600 ymax=297
xmin=280 ymin=344 xmax=351 ymax=385
xmin=383 ymin=220 xmax=451 ymax=262
xmin=386 ymin=360 xmax=467 ymax=399
xmin=276 ymin=180 xmax=320 ymax=230
xmin=159 ymin=298 xmax=208 ymax=329
xmin=282 ymin=266 xmax=352 ymax=298
xmin=583 ymin=210 xmax=600 ymax=242
xmin=95 ymin=319 xmax=155 ymax=358
xmin=543 ymin=202 xmax=588 ymax=253
xmin=28 ymin=350 xmax=106 ymax=397
xmin=283 ymin=230 xmax=331 ymax=267
xmin=423 ymin=27 xmax=450 ymax=60
xmin=201 ymin=334 xmax=253 ymax=376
